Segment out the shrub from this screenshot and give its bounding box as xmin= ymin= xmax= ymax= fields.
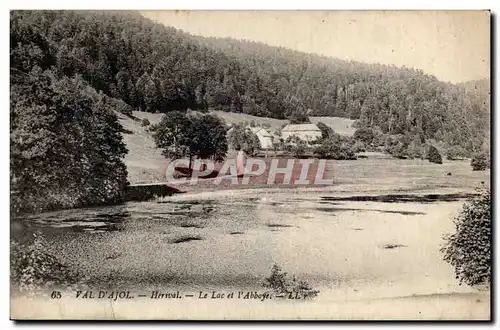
xmin=316 ymin=122 xmax=334 ymax=140
xmin=446 ymin=145 xmax=467 ymax=160
xmin=263 ymin=264 xmax=319 ymax=299
xmin=108 ymin=97 xmax=133 ymax=117
xmin=314 ymin=136 xmax=356 ymax=160
xmin=427 ymin=146 xmax=443 ymax=164
xmin=291 ymin=139 xmax=308 ymax=158
xmin=371 ymin=127 xmax=385 ymax=147
xmin=352 ymin=140 xmax=366 ymax=153
xmin=288 ymin=109 xmax=311 ymax=124
xmin=227 ymin=124 xmax=260 ymax=156
xmin=11 ymin=232 xmax=88 ymax=295
xmin=471 ymin=152 xmax=490 ymax=171
xmin=441 ymin=186 xmax=491 ymax=286
xmin=384 ymin=135 xmax=408 ymax=159
xmin=338 ymin=143 xmax=357 ymax=160
xmin=353 ymin=128 xmax=374 ymax=145
xmin=141 ymin=118 xmax=150 ymax=127
xmin=406 ymin=137 xmax=425 ymax=159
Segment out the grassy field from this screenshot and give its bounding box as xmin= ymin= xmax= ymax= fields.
xmin=168 ymin=157 xmax=489 ymax=197
xmin=116 ymin=111 xmax=167 ymax=184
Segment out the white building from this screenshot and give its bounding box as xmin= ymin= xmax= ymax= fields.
xmin=281 ymin=124 xmax=322 ymax=143
xmin=250 ymin=127 xmax=274 ymax=149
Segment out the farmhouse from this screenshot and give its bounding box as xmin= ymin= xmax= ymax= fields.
xmin=250 ymin=127 xmax=274 ymax=149
xmin=281 ymin=124 xmax=322 ymax=143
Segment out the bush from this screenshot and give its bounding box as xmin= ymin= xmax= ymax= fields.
xmin=353 ymin=128 xmax=374 ymax=145
xmin=441 ymin=186 xmax=491 ymax=286
xmin=291 ymin=139 xmax=308 ymax=158
xmin=314 ymin=136 xmax=356 ymax=160
xmin=263 ymin=264 xmax=319 ymax=299
xmin=227 ymin=124 xmax=261 ymax=156
xmin=446 ymin=145 xmax=467 ymax=160
xmin=108 ymin=97 xmax=133 ymax=117
xmin=338 ymin=143 xmax=357 ymax=160
xmin=427 ymin=146 xmax=443 ymax=164
xmin=316 ymin=122 xmax=334 ymax=140
xmin=406 ymin=137 xmax=425 ymax=159
xmin=471 ymin=152 xmax=490 ymax=171
xmin=384 ymin=135 xmax=408 ymax=159
xmin=11 ymin=232 xmax=88 ymax=295
xmin=288 ymin=109 xmax=311 ymax=124
xmin=371 ymin=127 xmax=385 ymax=148
xmin=141 ymin=118 xmax=150 ymax=127
xmin=352 ymin=140 xmax=366 ymax=153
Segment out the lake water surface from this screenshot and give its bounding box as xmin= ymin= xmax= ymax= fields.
xmin=13 ymin=189 xmax=479 ymax=301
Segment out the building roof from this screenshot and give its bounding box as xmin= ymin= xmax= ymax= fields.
xmin=250 ymin=127 xmax=273 ymax=137
xmin=282 ymin=124 xmax=321 ymax=132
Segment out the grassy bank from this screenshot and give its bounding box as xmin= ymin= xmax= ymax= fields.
xmin=157 ymin=157 xmax=490 ymax=197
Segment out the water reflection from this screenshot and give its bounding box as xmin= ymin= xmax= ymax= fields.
xmin=11 ymin=192 xmax=465 ymax=238
xmin=9 ymin=191 xmax=469 ymax=292
xmin=13 ymin=206 xmax=131 ymax=234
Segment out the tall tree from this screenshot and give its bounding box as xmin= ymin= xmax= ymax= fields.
xmin=151 ymin=111 xmax=228 ymax=169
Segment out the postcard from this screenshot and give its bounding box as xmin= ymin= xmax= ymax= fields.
xmin=10 ymin=10 xmax=491 ymax=320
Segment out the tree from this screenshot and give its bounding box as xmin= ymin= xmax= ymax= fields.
xmin=384 ymin=135 xmax=408 ymax=159
xmin=314 ymin=135 xmax=356 ymax=160
xmin=441 ymin=186 xmax=491 ymax=286
xmin=10 ymin=68 xmax=128 ymax=214
xmin=446 ymin=145 xmax=467 ymax=160
xmin=151 ymin=111 xmax=228 ymax=169
xmin=471 ymin=152 xmax=490 ymax=171
xmin=190 ymin=113 xmax=228 ymax=162
xmin=227 ymin=124 xmax=260 ymax=156
xmin=316 ymin=122 xmax=334 ymax=140
xmin=353 ymin=128 xmax=374 ymax=145
xmin=289 ymin=137 xmax=307 ymax=158
xmin=288 ymin=109 xmax=310 ymax=124
xmin=141 ymin=118 xmax=150 ymax=127
xmin=151 ymin=111 xmax=194 ymax=161
xmin=427 ymin=145 xmax=443 ymax=164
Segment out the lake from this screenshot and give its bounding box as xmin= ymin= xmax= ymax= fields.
xmin=12 ymin=187 xmax=482 ymax=302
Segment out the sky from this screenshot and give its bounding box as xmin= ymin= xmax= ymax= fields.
xmin=141 ymin=10 xmax=490 ymax=84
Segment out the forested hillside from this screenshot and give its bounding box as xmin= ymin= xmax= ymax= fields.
xmin=11 ymin=10 xmax=489 ymax=158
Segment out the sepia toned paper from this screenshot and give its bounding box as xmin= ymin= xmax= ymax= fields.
xmin=10 ymin=10 xmax=491 ymax=321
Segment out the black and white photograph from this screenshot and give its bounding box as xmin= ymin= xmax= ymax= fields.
xmin=9 ymin=9 xmax=491 ymax=320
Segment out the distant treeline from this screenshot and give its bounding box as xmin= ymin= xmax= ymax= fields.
xmin=11 ymin=10 xmax=489 ymax=157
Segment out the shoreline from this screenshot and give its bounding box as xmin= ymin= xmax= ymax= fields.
xmin=12 ymin=183 xmax=482 ymax=218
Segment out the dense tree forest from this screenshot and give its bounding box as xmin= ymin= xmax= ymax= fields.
xmin=11 ymin=10 xmax=490 ymax=159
